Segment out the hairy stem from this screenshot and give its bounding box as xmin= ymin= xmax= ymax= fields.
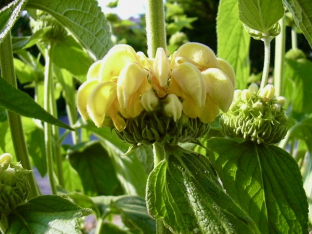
xmin=44 ymin=43 xmax=57 ymax=195
xmin=260 ymin=37 xmax=272 ymax=89
xmin=146 ymin=0 xmax=167 ymax=58
xmin=274 ymin=18 xmax=285 ymax=96
xmin=0 ymin=33 xmax=40 ymax=198
xmin=291 ymin=27 xmax=298 ymax=50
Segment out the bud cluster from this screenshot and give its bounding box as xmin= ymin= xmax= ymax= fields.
xmin=221 ymin=84 xmax=289 ymax=144
xmin=0 ymin=153 xmax=30 ymax=215
xmin=77 ymin=43 xmax=235 ymax=144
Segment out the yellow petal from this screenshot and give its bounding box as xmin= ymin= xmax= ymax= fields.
xmin=153 ymin=48 xmax=170 ymax=87
xmin=77 ymin=79 xmax=99 ymax=121
xmin=172 ymin=42 xmax=220 ymax=70
xmin=87 ymin=60 xmax=102 ymax=80
xmin=108 ymin=44 xmax=137 ymax=55
xmin=171 ymin=62 xmax=206 ymax=108
xmin=182 ymin=98 xmax=201 ymax=118
xmin=199 ymin=93 xmax=219 ymax=123
xmin=99 ymin=48 xmax=139 ymax=82
xmin=109 ymin=99 xmax=126 ymax=132
xmin=202 ymin=68 xmax=234 ymax=112
xmin=141 ymin=89 xmax=159 ymax=112
xmin=164 ymin=94 xmax=183 ymax=121
xmin=259 ymin=84 xmax=275 ymax=101
xmin=117 ymin=63 xmax=148 ymax=109
xmin=87 ymin=81 xmax=117 ymax=127
xmin=217 ymin=58 xmax=236 ymax=88
xmin=120 ymin=91 xmax=144 ymax=118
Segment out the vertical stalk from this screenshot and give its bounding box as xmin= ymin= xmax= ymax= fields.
xmin=44 ymin=43 xmax=57 ymax=195
xmin=274 ymin=18 xmax=285 ymax=96
xmin=153 ymin=143 xmax=171 ymax=234
xmin=0 ymin=33 xmax=40 ymax=198
xmin=260 ymin=36 xmax=272 ymax=89
xmin=291 ymin=27 xmax=298 ymax=50
xmin=146 ymin=0 xmax=167 ymax=58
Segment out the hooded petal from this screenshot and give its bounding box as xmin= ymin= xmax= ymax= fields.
xmin=77 ymin=79 xmax=99 ymax=121
xmin=164 ymin=94 xmax=183 ymax=121
xmin=109 ymin=99 xmax=126 ymax=132
xmin=99 ymin=47 xmax=139 ymax=82
xmin=87 ymin=60 xmax=102 ymax=80
xmin=202 ymin=68 xmax=234 ymax=112
xmin=117 ymin=63 xmax=149 ymax=109
xmin=217 ymin=58 xmax=236 ymax=88
xmin=153 ymin=47 xmax=170 ymax=87
xmin=170 ymin=62 xmax=206 ymax=108
xmin=199 ymin=93 xmax=220 ymax=123
xmin=171 ymin=42 xmax=220 ymax=71
xmin=87 ymin=81 xmax=117 ymax=127
xmin=141 ymin=89 xmax=159 ymax=112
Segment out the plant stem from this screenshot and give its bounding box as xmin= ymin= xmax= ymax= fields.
xmin=274 ymin=18 xmax=285 ymax=97
xmin=146 ymin=0 xmax=167 ymax=58
xmin=0 ymin=33 xmax=40 ymax=198
xmin=153 ymin=143 xmax=171 ymax=234
xmin=44 ymin=43 xmax=57 ymax=195
xmin=260 ymin=36 xmax=272 ymax=89
xmin=291 ymin=27 xmax=298 ymax=50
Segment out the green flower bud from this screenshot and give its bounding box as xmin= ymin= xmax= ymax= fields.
xmin=248 ymin=83 xmax=259 ymax=94
xmin=276 ymin=96 xmax=286 ymax=107
xmin=221 ymin=87 xmax=289 ymax=144
xmin=241 ymin=89 xmax=252 ymax=101
xmin=0 ymin=154 xmax=30 ymax=215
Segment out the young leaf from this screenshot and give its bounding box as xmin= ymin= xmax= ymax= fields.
xmin=68 ymin=141 xmax=122 ymax=196
xmin=0 ymin=77 xmax=72 ymax=130
xmin=206 ymin=138 xmax=309 ymax=234
xmin=0 ymin=0 xmax=28 ymax=42
xmin=238 ymin=0 xmax=284 ymax=33
xmin=283 ymin=0 xmax=312 ymax=48
xmin=62 ymin=158 xmax=84 ymax=193
xmin=26 ymin=0 xmax=113 ymax=60
xmin=217 ymin=0 xmax=250 ymax=89
xmin=6 ymin=195 xmax=92 ymax=234
xmin=146 ymin=145 xmax=260 ymax=234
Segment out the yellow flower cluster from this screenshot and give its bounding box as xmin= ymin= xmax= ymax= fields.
xmin=77 ymin=43 xmax=235 ymax=132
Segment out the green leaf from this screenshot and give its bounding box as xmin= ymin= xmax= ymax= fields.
xmin=0 ymin=120 xmax=14 ymax=156
xmin=217 ymin=0 xmax=250 ymax=89
xmin=288 ymin=117 xmax=312 ymax=153
xmin=110 ymin=196 xmax=156 ymax=234
xmin=0 ymin=0 xmax=28 ymax=42
xmin=22 ymin=117 xmax=47 ymax=177
xmin=283 ymin=51 xmax=312 ymax=116
xmin=26 ymin=0 xmax=113 ymax=60
xmin=283 ymin=0 xmax=312 ymax=48
xmin=77 ymin=120 xmax=148 ymax=197
xmin=13 ymin=58 xmax=38 ymax=84
xmin=206 ymin=138 xmax=309 ymax=234
xmin=68 ymin=141 xmax=121 ymax=196
xmin=6 ymin=195 xmax=92 ymax=234
xmin=67 ymin=192 xmax=100 ymax=217
xmin=0 ymin=77 xmax=72 ymax=130
xmin=99 ymin=223 xmax=129 ymax=234
xmin=146 ymin=145 xmax=259 ymax=234
xmin=62 ymin=159 xmax=84 ymax=193
xmin=238 ymin=0 xmax=284 ymax=33
xmin=52 ymin=35 xmax=93 ymax=76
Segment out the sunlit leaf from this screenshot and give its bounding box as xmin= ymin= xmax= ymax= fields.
xmin=217 ymin=0 xmax=250 ymax=89
xmin=206 ymin=138 xmax=309 ymax=234
xmin=6 ymin=195 xmax=91 ymax=234
xmin=26 ymin=0 xmax=113 ymax=60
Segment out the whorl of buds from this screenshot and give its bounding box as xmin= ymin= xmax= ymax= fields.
xmin=0 ymin=153 xmax=30 ymax=215
xmin=77 ymin=43 xmax=235 ymax=145
xmin=221 ymin=83 xmax=289 ymax=144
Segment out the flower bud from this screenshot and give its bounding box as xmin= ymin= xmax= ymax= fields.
xmin=241 ymin=89 xmax=252 ymax=101
xmin=202 ymin=68 xmax=234 ymax=112
xmin=141 ymin=90 xmax=159 ymax=112
xmin=276 ymin=96 xmax=286 ymax=107
xmin=164 ymin=94 xmax=183 ymax=122
xmin=248 ymin=83 xmax=259 ymax=93
xmin=234 ymin=90 xmax=242 ymax=100
xmin=0 ymin=153 xmax=30 ymax=216
xmin=259 ymin=84 xmax=275 ymax=101
xmin=153 ymin=48 xmax=170 ymax=87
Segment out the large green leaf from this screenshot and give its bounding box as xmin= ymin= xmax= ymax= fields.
xmin=0 ymin=0 xmax=28 ymax=42
xmin=0 ymin=119 xmax=14 ymax=156
xmin=6 ymin=195 xmax=91 ymax=234
xmin=77 ymin=120 xmax=148 ymax=197
xmin=283 ymin=0 xmax=312 ymax=48
xmin=0 ymin=77 xmax=72 ymax=130
xmin=26 ymin=0 xmax=112 ymax=60
xmin=283 ymin=50 xmax=312 ymax=116
xmin=146 ymin=145 xmax=259 ymax=234
xmin=62 ymin=159 xmax=84 ymax=193
xmin=238 ymin=0 xmax=284 ymax=33
xmin=206 ymin=138 xmax=309 ymax=234
xmin=68 ymin=141 xmax=121 ymax=196
xmin=217 ymin=0 xmax=250 ymax=89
